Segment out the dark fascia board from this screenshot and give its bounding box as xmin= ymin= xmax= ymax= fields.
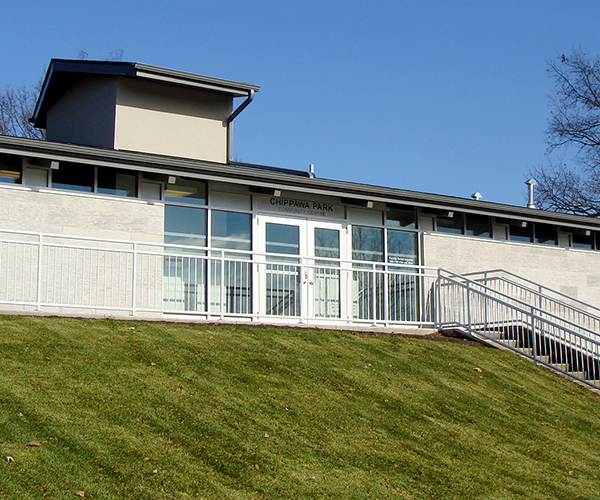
xmin=132 ymin=62 xmax=259 ymax=95
xmin=2 ymin=135 xmax=600 ymax=232
xmin=31 ymin=59 xmax=260 ymax=129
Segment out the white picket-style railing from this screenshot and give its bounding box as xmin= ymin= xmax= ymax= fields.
xmin=0 ymin=229 xmax=438 ymax=327
xmin=4 ymin=229 xmax=600 ymax=389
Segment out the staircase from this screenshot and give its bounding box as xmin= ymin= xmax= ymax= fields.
xmin=435 ymin=269 xmax=600 ymax=390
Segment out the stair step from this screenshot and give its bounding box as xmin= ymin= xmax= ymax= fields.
xmin=479 ymin=333 xmax=519 ymax=347
xmin=535 ymin=355 xmax=551 ymax=363
xmin=568 ymin=371 xmax=587 ymax=380
xmin=483 ymin=331 xmax=504 ymax=340
xmin=550 ymin=363 xmax=569 ymax=372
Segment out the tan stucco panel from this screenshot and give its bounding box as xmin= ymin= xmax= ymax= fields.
xmin=114 ymin=104 xmax=227 ymax=162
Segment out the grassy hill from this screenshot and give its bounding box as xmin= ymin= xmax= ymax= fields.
xmin=0 ymin=315 xmax=599 ymax=499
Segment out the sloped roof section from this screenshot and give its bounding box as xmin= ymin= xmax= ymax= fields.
xmin=31 ymin=59 xmax=260 ymax=128
xmin=2 ymin=134 xmax=600 ymax=232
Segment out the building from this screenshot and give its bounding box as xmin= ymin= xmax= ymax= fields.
xmin=1 ymin=58 xmax=600 ymax=328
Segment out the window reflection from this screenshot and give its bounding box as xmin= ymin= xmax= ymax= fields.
xmin=466 ymin=214 xmax=491 ymax=238
xmin=314 ymin=228 xmax=340 ymax=259
xmin=266 ymin=223 xmax=299 ymax=255
xmin=387 ymin=230 xmax=418 ymax=266
xmin=437 ymin=213 xmax=463 ymax=234
xmin=534 ymin=223 xmax=557 ymax=245
xmin=163 ymin=177 xmax=206 ymax=205
xmin=352 ymin=226 xmax=383 ymax=262
xmin=0 ymin=154 xmax=21 ymax=184
xmin=211 ymin=211 xmax=251 ymax=251
xmin=509 ymin=223 xmax=533 ymax=242
xmin=387 ymin=207 xmax=416 ymax=229
xmin=572 ymin=232 xmax=595 ymax=249
xmin=164 ymin=205 xmax=207 ymax=247
xmin=98 ymin=167 xmax=136 ymax=197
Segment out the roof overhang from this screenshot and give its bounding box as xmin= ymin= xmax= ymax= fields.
xmin=31 ymin=59 xmax=260 ymax=129
xmin=2 ymin=135 xmax=600 ymax=232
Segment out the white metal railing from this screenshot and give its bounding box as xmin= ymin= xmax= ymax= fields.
xmin=0 ymin=229 xmax=437 ymax=327
xmin=463 ymin=269 xmax=600 ymax=312
xmin=436 ymin=269 xmax=600 ymax=390
xmin=4 ymin=229 xmax=600 ymax=387
xmin=441 ymin=269 xmax=600 ymax=345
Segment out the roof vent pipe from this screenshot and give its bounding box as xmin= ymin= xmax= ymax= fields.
xmin=525 ymin=179 xmax=537 ymax=209
xmin=308 ymin=164 xmax=315 ymax=178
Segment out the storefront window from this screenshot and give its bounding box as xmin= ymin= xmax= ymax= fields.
xmin=98 ymin=167 xmax=137 ymax=197
xmin=210 ymin=210 xmax=252 ymax=314
xmin=163 ymin=177 xmax=206 ymax=205
xmin=211 ymin=211 xmax=251 ymax=251
xmin=387 ymin=230 xmax=418 ymax=266
xmin=164 ymin=205 xmax=207 ymax=247
xmin=52 ymin=162 xmax=94 ymax=192
xmin=352 ymin=226 xmax=383 ymax=262
xmin=0 ymin=154 xmax=21 ymax=184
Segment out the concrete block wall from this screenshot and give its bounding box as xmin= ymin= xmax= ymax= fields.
xmin=0 ymin=184 xmax=165 ymax=317
xmin=0 ymin=184 xmax=164 ymax=242
xmin=423 ymin=232 xmax=600 ymax=308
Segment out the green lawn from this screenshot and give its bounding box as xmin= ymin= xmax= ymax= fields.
xmin=0 ymin=315 xmax=599 ymax=499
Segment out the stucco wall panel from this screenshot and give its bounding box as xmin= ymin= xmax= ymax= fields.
xmin=113 ymin=78 xmax=231 ymax=162
xmin=114 ymin=105 xmax=227 ymax=162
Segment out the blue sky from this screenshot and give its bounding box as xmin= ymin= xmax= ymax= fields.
xmin=2 ymin=1 xmax=599 ymax=207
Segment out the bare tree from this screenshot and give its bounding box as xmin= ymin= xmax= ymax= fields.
xmin=530 ymin=161 xmax=600 ymax=217
xmin=532 ymin=49 xmax=600 ymax=215
xmin=547 ymin=50 xmax=600 ymax=168
xmin=106 ymin=49 xmax=124 ymax=62
xmin=0 ymin=80 xmax=44 ymax=140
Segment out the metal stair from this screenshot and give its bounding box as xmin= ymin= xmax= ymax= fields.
xmin=435 ymin=269 xmax=600 ymax=390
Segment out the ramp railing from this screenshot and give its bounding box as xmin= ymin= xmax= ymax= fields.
xmin=436 ymin=269 xmax=600 ymax=390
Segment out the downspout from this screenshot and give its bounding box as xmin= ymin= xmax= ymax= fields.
xmin=226 ymin=89 xmax=254 ymax=163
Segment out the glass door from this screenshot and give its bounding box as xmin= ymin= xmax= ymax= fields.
xmin=257 ymin=216 xmax=346 ymax=320
xmin=308 ymin=223 xmax=343 ymax=319
xmin=264 ymin=220 xmax=302 ymax=316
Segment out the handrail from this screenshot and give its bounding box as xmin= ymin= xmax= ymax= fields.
xmin=437 ymin=272 xmax=600 ymax=390
xmin=462 ymin=268 xmax=600 ymax=318
xmin=0 ymin=229 xmax=439 ymax=276
xmin=437 ymin=269 xmax=600 ymax=340
xmin=439 ymin=274 xmax=600 ymax=348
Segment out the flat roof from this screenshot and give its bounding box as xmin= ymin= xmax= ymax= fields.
xmin=2 ymin=134 xmax=600 ymax=232
xmin=31 ymin=59 xmax=260 ymax=128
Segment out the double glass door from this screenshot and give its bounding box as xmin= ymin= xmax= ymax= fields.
xmin=256 ymin=216 xmax=347 ymax=320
